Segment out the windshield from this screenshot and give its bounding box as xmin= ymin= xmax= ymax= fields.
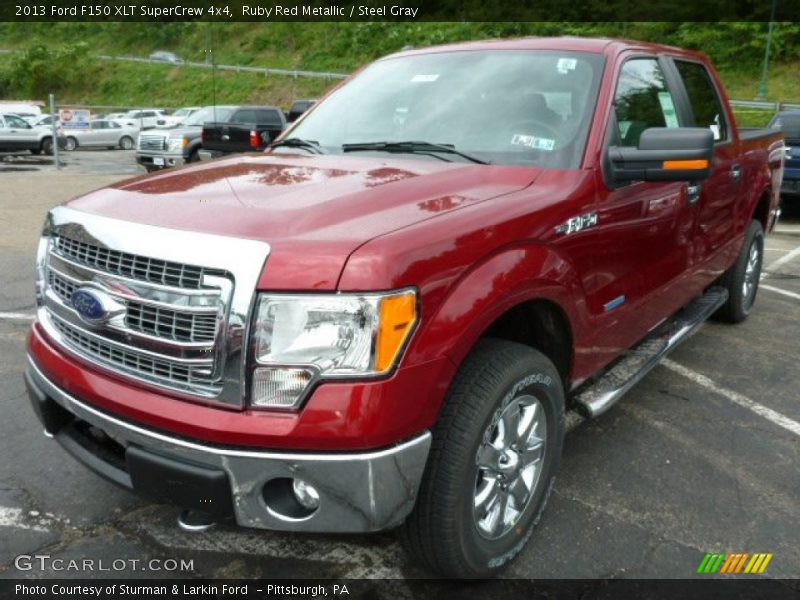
xmin=173 ymin=108 xmax=192 ymax=117
xmin=182 ymin=106 xmax=234 ymax=127
xmin=770 ymin=114 xmax=800 ymax=140
xmin=288 ymin=50 xmax=604 ymax=168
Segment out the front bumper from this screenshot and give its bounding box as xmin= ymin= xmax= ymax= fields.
xmin=198 ymin=149 xmax=225 ymax=161
xmin=25 ymin=356 xmax=431 ymax=533
xmin=136 ymin=151 xmax=185 ymax=169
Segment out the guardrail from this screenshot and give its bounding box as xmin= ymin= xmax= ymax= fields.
xmin=730 ymin=99 xmax=800 ymax=111
xmin=95 ymin=54 xmax=348 ymax=80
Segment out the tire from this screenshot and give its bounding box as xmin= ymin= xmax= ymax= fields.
xmin=40 ymin=137 xmax=53 ymax=155
xmin=144 ymin=165 xmax=159 ymax=173
xmin=64 ymin=137 xmax=77 ymax=151
xmin=187 ymin=149 xmax=200 ymax=163
xmin=401 ymin=338 xmax=565 ymax=578
xmin=714 ymin=220 xmax=764 ymax=323
xmin=119 ymin=136 xmax=134 ymax=150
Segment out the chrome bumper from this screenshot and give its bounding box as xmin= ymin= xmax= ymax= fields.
xmin=25 ymin=356 xmax=431 ymax=533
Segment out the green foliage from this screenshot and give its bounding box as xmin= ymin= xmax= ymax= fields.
xmin=7 ymin=41 xmax=95 ymax=98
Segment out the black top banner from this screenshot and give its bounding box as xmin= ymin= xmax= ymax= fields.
xmin=2 ymin=0 xmax=799 ymax=22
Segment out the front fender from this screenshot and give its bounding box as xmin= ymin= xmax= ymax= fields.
xmin=408 ymin=243 xmax=587 ymax=371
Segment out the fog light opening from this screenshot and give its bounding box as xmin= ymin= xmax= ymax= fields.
xmin=262 ymin=477 xmax=320 ymax=521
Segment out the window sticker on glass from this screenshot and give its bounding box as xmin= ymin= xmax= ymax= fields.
xmin=657 ymin=91 xmax=680 ymax=128
xmin=511 ymin=134 xmax=556 ymax=151
xmin=557 ymin=58 xmax=577 ymax=74
xmin=411 ymin=74 xmax=439 ymax=83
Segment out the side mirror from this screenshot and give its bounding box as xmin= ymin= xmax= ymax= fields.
xmin=608 ymin=127 xmax=714 ymax=183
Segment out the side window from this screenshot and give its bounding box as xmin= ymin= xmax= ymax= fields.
xmin=0 ymin=117 xmax=5 ymax=128
xmin=90 ymin=121 xmax=103 ymax=130
xmin=614 ymin=58 xmax=679 ymax=147
xmin=6 ymin=115 xmax=28 ymax=128
xmin=231 ymin=109 xmax=256 ymax=124
xmin=675 ymin=60 xmax=728 ymax=142
xmin=109 ymin=121 xmax=120 ymax=129
xmin=256 ymin=109 xmax=282 ymax=126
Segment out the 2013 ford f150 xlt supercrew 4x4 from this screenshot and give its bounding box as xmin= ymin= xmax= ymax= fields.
xmin=25 ymin=37 xmax=784 ymax=578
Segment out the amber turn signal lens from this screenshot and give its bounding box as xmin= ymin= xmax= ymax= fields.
xmin=662 ymin=159 xmax=709 ymax=170
xmin=375 ymin=292 xmax=417 ymax=372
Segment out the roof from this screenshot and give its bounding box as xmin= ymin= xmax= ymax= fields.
xmin=388 ymin=36 xmax=700 ymax=61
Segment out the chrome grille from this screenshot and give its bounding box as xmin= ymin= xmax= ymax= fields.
xmin=48 ymin=269 xmax=217 ymax=344
xmin=138 ymin=134 xmax=166 ymax=151
xmin=52 ymin=316 xmax=212 ymax=386
xmin=126 ymin=303 xmax=216 ymax=343
xmin=55 ymin=235 xmax=217 ymax=289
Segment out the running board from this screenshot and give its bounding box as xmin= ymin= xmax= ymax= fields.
xmin=574 ymin=286 xmax=728 ymax=418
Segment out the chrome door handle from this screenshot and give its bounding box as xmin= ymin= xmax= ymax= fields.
xmin=687 ymin=183 xmax=701 ymax=205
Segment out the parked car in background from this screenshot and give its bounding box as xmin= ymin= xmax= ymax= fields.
xmin=199 ymin=105 xmax=286 ymax=159
xmin=149 ymin=51 xmax=183 ymax=64
xmin=0 ymin=102 xmax=42 ymax=117
xmin=286 ymin=99 xmax=316 ymax=123
xmin=62 ymin=119 xmax=138 ymax=151
xmin=105 ymin=112 xmax=127 ymax=121
xmin=137 ymin=105 xmax=224 ymax=171
xmin=156 ymin=107 xmax=201 ymax=129
xmin=0 ymin=112 xmax=64 ymax=154
xmin=114 ymin=109 xmax=165 ymax=130
xmin=769 ymin=110 xmax=800 ymax=197
xmin=25 ymin=114 xmax=57 ymax=129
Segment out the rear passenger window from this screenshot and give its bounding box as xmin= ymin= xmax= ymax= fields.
xmin=614 ymin=58 xmax=679 ymax=147
xmin=231 ymin=109 xmax=257 ymax=124
xmin=256 ymin=109 xmax=283 ymax=126
xmin=675 ymin=60 xmax=728 ymax=142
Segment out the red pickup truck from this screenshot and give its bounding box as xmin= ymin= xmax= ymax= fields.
xmin=25 ymin=37 xmax=784 ymax=577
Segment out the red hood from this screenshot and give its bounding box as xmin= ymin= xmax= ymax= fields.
xmin=66 ymin=153 xmax=538 ymax=289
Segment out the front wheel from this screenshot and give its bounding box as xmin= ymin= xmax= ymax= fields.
xmin=119 ymin=136 xmax=134 ymax=150
xmin=714 ymin=219 xmax=764 ymax=323
xmin=401 ymin=339 xmax=565 ymax=578
xmin=40 ymin=137 xmax=53 ymax=155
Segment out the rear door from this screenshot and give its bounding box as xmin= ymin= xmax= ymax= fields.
xmin=669 ymin=58 xmax=741 ymax=272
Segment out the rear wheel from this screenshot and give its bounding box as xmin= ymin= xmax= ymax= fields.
xmin=401 ymin=339 xmax=565 ymax=578
xmin=64 ymin=137 xmax=77 ymax=151
xmin=119 ymin=136 xmax=134 ymax=150
xmin=714 ymin=220 xmax=764 ymax=323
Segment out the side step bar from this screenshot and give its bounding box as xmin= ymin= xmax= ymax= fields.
xmin=574 ymin=286 xmax=728 ymax=418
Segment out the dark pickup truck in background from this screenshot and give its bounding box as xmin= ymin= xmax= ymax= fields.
xmin=769 ymin=109 xmax=800 ymax=197
xmin=26 ymin=37 xmax=784 ymax=578
xmin=199 ymin=105 xmax=286 ymax=159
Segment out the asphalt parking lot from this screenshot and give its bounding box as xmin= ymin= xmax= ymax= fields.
xmin=0 ymin=149 xmax=798 ymax=581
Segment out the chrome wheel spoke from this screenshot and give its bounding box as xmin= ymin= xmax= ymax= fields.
xmin=474 ymin=476 xmax=500 ymax=515
xmin=508 ymin=477 xmax=530 ymax=509
xmin=477 ymin=443 xmax=504 ymax=470
xmin=499 ymin=405 xmax=521 ymax=450
xmin=489 ymin=489 xmax=511 ymax=536
xmin=520 ymin=438 xmax=544 ymax=466
xmin=515 ymin=401 xmax=538 ymax=446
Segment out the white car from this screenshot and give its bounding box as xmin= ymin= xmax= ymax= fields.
xmin=25 ymin=114 xmax=58 ymax=129
xmin=156 ymin=107 xmax=201 ymax=128
xmin=116 ymin=109 xmax=165 ymax=130
xmin=0 ymin=113 xmax=63 ymax=154
xmin=62 ymin=119 xmax=139 ymax=151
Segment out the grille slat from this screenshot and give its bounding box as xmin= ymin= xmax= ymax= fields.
xmin=48 ymin=269 xmax=217 ymax=344
xmin=52 ymin=316 xmax=210 ymax=386
xmin=54 ymin=235 xmax=221 ymax=290
xmin=138 ymin=135 xmax=167 ymax=151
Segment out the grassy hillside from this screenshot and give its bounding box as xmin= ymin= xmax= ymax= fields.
xmin=1 ymin=22 xmax=798 ymax=124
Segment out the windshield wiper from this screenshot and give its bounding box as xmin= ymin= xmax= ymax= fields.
xmin=342 ymin=141 xmax=490 ymax=164
xmin=270 ymin=138 xmax=324 ymax=154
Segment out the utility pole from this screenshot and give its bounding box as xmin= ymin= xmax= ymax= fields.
xmin=756 ymin=0 xmax=778 ymax=101
xmin=49 ymin=93 xmax=60 ymax=170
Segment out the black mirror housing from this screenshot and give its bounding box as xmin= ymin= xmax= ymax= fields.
xmin=609 ymin=127 xmax=714 ymax=183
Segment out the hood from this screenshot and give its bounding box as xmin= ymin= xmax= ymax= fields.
xmin=65 ymin=153 xmax=538 ymax=289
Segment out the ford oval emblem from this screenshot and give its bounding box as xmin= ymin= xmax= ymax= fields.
xmin=71 ymin=288 xmax=116 ymax=324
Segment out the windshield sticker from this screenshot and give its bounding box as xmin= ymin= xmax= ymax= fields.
xmin=511 ymin=134 xmax=556 ymax=151
xmin=411 ymin=74 xmax=439 ymax=83
xmin=657 ymin=91 xmax=680 ymax=128
xmin=557 ymin=58 xmax=577 ymax=74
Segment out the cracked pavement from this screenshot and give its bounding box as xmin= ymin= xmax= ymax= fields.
xmin=1 ymin=149 xmax=798 ymax=580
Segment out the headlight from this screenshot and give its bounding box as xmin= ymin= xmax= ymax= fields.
xmin=166 ymin=137 xmax=187 ymax=151
xmin=35 ymin=215 xmax=53 ymax=307
xmin=249 ymin=289 xmax=417 ymax=409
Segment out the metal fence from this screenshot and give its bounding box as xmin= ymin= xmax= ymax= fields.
xmin=730 ymin=99 xmax=800 ymax=111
